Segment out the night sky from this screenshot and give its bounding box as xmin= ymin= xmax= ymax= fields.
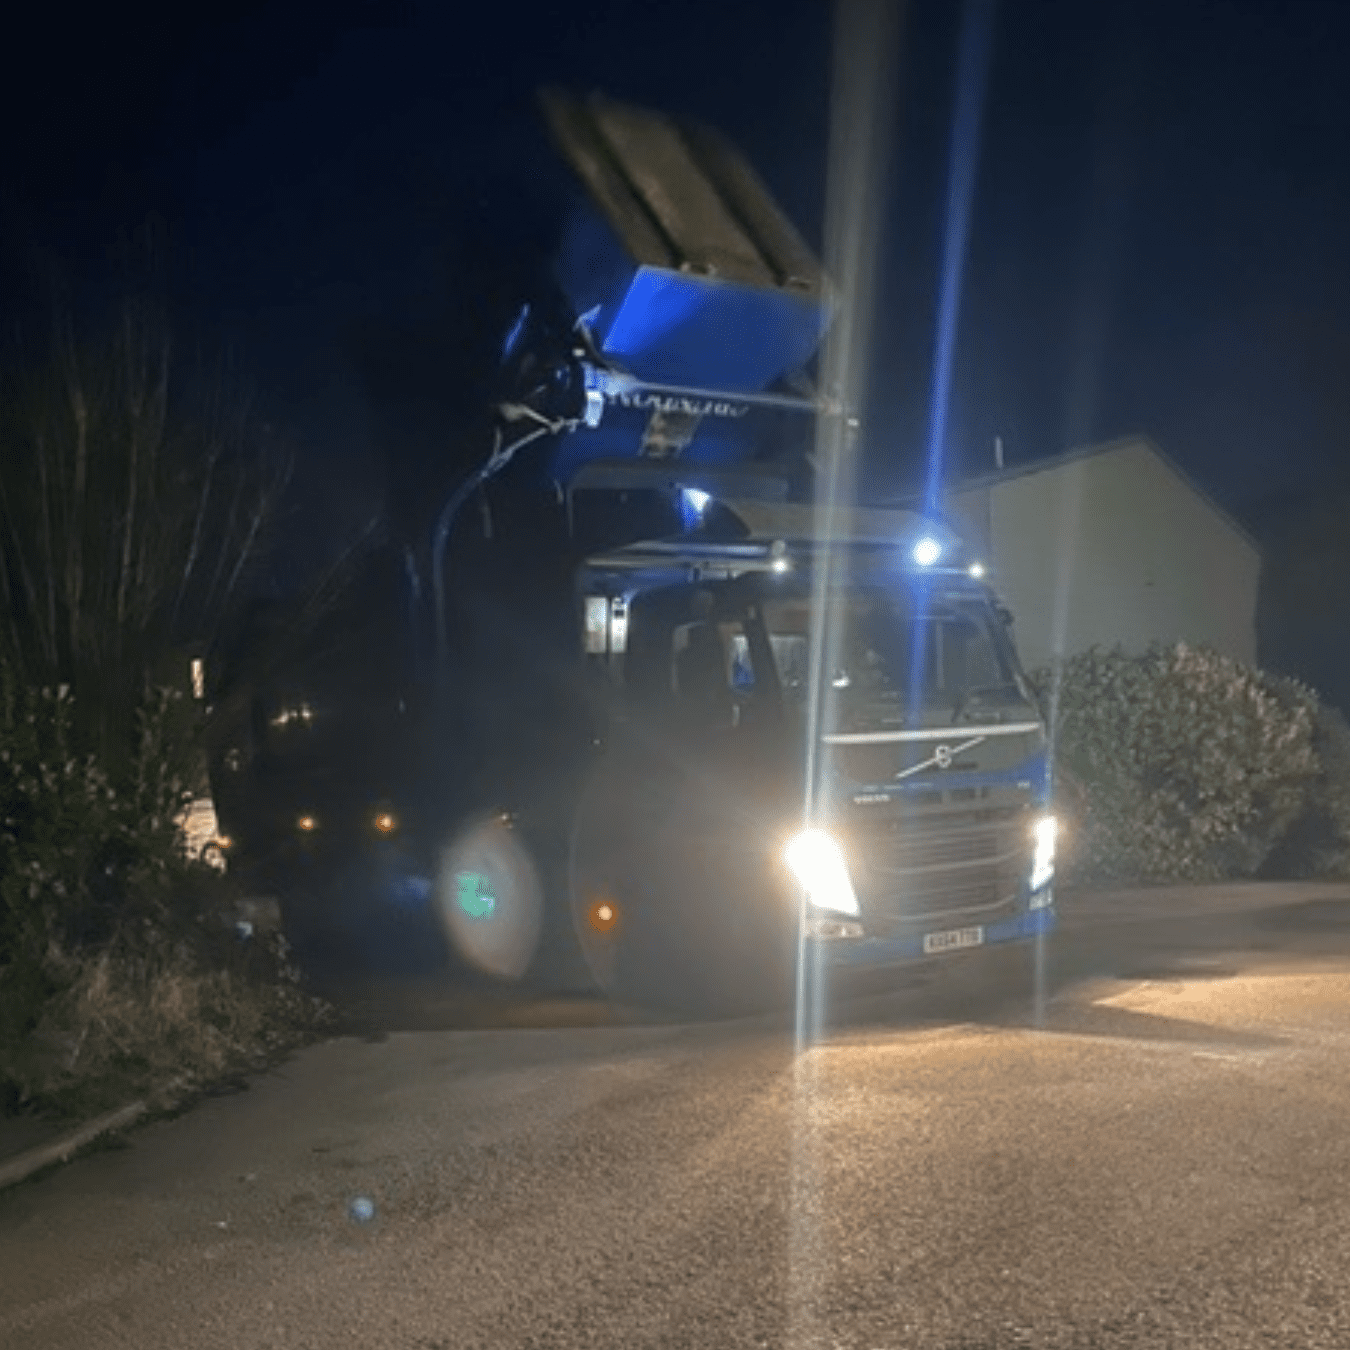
xmin=4 ymin=0 xmax=1349 ymax=559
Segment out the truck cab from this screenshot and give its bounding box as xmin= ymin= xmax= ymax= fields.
xmin=564 ymin=496 xmax=1054 ymax=1007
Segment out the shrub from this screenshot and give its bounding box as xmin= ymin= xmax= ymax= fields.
xmin=2 ymin=915 xmax=327 ymax=1117
xmin=0 ymin=674 xmax=329 ymax=1116
xmin=0 ymin=674 xmax=199 ymax=973
xmin=1260 ymin=704 xmax=1350 ymax=879
xmin=1035 ymin=643 xmax=1332 ymax=883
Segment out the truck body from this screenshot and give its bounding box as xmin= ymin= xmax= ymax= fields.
xmin=207 ymin=92 xmax=1056 ymax=1003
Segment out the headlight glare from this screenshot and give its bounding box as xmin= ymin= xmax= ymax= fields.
xmin=785 ymin=829 xmax=860 ymax=916
xmin=1031 ymin=815 xmax=1057 ymax=891
xmin=911 ymin=536 xmax=942 ymax=567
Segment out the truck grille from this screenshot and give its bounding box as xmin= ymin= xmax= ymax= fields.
xmin=851 ymin=796 xmax=1033 ymax=929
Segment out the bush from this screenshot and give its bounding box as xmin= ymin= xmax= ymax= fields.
xmin=1035 ymin=643 xmax=1350 ymax=884
xmin=0 ymin=674 xmax=329 ymax=1117
xmin=1261 ymin=703 xmax=1350 ymax=879
xmin=2 ymin=920 xmax=327 ymax=1117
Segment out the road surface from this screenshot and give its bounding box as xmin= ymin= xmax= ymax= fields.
xmin=4 ymin=882 xmax=1350 ymax=1348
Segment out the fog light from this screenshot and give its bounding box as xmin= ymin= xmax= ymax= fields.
xmin=805 ymin=916 xmax=864 ymax=940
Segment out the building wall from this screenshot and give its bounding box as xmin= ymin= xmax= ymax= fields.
xmin=948 ymin=440 xmax=1261 ymax=673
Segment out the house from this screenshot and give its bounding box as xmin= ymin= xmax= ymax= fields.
xmin=941 ymin=436 xmax=1261 ymax=673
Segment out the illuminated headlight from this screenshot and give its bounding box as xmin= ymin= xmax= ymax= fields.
xmin=785 ymin=829 xmax=860 ymax=916
xmin=911 ymin=536 xmax=942 ymax=567
xmin=1030 ymin=815 xmax=1057 ymax=891
xmin=682 ymin=488 xmax=711 ymax=514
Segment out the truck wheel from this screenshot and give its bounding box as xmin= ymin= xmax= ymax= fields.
xmin=435 ymin=813 xmax=543 ymax=981
xmin=568 ymin=770 xmax=646 ymax=1003
xmin=568 ymin=758 xmax=690 ymax=1007
xmin=570 ymin=758 xmax=794 ymax=1016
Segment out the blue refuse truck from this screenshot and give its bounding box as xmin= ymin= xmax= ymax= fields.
xmin=207 ymin=91 xmax=1055 ymax=1006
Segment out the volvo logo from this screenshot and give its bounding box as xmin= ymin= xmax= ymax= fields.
xmin=893 ymin=734 xmax=988 ymax=781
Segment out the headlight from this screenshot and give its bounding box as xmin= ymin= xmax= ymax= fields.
xmin=785 ymin=829 xmax=860 ymax=916
xmin=911 ymin=536 xmax=942 ymax=567
xmin=1030 ymin=815 xmax=1057 ymax=891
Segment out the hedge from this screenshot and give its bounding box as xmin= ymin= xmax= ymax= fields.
xmin=1034 ymin=643 xmax=1350 ymax=884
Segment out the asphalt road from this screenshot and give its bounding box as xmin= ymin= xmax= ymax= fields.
xmin=5 ymin=882 xmax=1350 ymax=1348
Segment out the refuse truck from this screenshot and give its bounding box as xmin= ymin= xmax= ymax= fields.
xmin=206 ymin=90 xmax=1056 ymax=1006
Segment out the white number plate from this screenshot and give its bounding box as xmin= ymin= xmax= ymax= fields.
xmin=923 ymin=925 xmax=985 ymax=955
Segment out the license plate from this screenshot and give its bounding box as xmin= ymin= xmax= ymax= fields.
xmin=923 ymin=925 xmax=984 ymax=955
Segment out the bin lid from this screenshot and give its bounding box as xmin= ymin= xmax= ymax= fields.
xmin=541 ymin=89 xmax=832 ymax=394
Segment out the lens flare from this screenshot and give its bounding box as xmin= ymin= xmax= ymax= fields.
xmin=1031 ymin=814 xmax=1058 ymax=892
xmin=912 ymin=536 xmax=942 ymax=567
xmin=436 ymin=815 xmax=542 ymax=980
xmin=920 ymin=0 xmax=997 ymax=518
xmin=785 ymin=829 xmax=860 ymax=916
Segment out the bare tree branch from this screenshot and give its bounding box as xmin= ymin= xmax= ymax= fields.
xmin=115 ymin=321 xmax=140 ymax=634
xmin=66 ymin=360 xmax=89 ymax=667
xmin=35 ymin=433 xmax=59 ymax=667
xmin=0 ymin=289 xmax=299 ymax=770
xmin=171 ymin=439 xmax=220 ymax=629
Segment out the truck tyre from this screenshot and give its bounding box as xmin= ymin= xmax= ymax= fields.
xmin=567 ymin=763 xmax=657 ymax=1005
xmin=435 ymin=813 xmax=544 ymax=981
xmin=570 ymin=754 xmax=795 ymax=1017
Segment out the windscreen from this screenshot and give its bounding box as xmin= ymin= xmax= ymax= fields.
xmin=622 ymin=580 xmax=1028 ymax=733
xmin=759 ymin=588 xmax=1018 ymax=727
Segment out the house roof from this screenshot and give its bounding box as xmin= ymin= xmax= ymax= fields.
xmin=941 ymin=434 xmax=1261 ymax=555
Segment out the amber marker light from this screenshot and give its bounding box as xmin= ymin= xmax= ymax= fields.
xmin=588 ymin=898 xmax=619 ymax=933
